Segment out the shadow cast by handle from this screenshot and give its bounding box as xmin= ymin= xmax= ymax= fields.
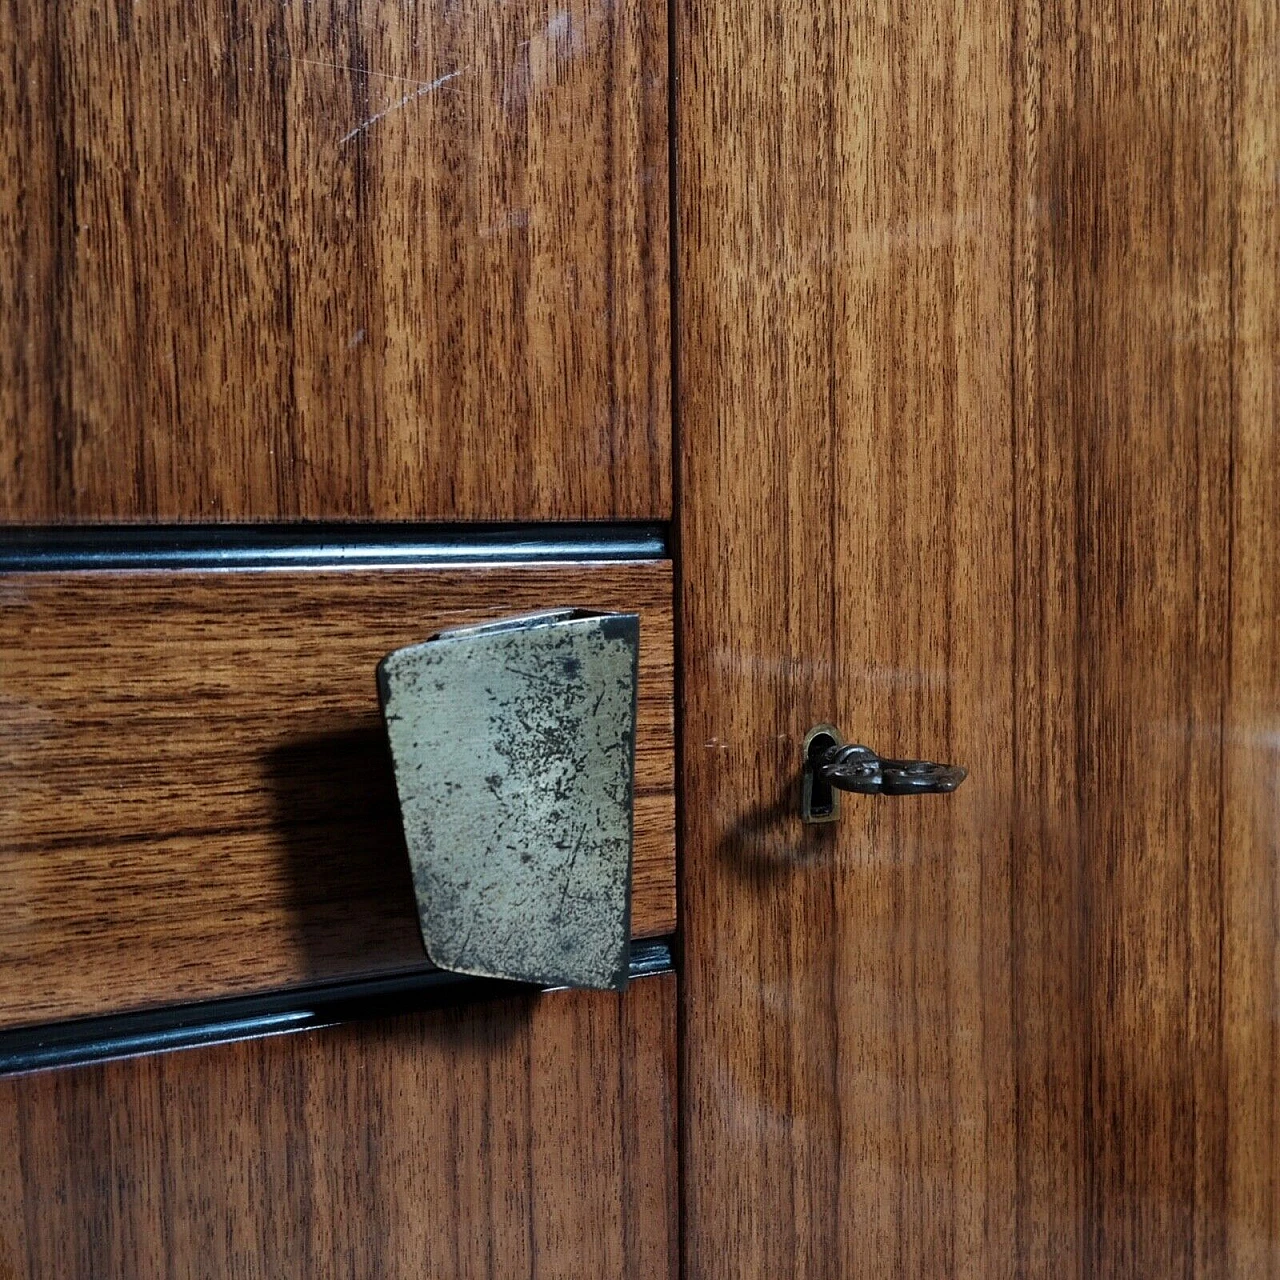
xmin=717 ymin=771 xmax=839 ymax=886
xmin=263 ymin=722 xmax=424 ymax=974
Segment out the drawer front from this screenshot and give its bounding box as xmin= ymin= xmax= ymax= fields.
xmin=0 ymin=561 xmax=674 ymax=1027
xmin=0 ymin=0 xmax=669 ymax=522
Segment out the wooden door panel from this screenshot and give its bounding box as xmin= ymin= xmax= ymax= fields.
xmin=0 ymin=973 xmax=678 ymax=1280
xmin=0 ymin=562 xmax=674 ymax=1027
xmin=678 ymin=0 xmax=1278 ymax=1275
xmin=0 ymin=0 xmax=669 ymax=522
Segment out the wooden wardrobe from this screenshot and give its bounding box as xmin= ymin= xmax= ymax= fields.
xmin=2 ymin=0 xmax=1277 ymax=1272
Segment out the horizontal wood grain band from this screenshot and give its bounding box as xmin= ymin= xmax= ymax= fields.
xmin=0 ymin=563 xmax=675 ymax=1028
xmin=0 ymin=939 xmax=673 ymax=1076
xmin=0 ymin=973 xmax=678 ymax=1280
xmin=0 ymin=523 xmax=669 ymax=571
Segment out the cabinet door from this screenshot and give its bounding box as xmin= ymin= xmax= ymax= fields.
xmin=677 ymin=0 xmax=1280 ymax=1274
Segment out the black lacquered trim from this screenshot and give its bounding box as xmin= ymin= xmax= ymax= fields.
xmin=0 ymin=522 xmax=669 ymax=571
xmin=0 ymin=940 xmax=674 ymax=1076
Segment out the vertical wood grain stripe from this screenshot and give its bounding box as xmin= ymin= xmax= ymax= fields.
xmin=1225 ymin=0 xmax=1280 ymax=1267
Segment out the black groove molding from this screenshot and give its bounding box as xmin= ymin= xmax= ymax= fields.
xmin=0 ymin=939 xmax=674 ymax=1076
xmin=0 ymin=521 xmax=669 ymax=571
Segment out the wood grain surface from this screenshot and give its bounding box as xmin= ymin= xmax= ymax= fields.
xmin=0 ymin=972 xmax=678 ymax=1280
xmin=677 ymin=0 xmax=1278 ymax=1274
xmin=0 ymin=563 xmax=674 ymax=1028
xmin=0 ymin=0 xmax=669 ymax=522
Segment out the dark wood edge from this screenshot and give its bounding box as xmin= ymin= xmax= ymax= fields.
xmin=0 ymin=523 xmax=670 ymax=571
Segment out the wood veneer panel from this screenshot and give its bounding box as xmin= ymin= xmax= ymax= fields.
xmin=678 ymin=0 xmax=1275 ymax=1274
xmin=0 ymin=972 xmax=679 ymax=1280
xmin=0 ymin=563 xmax=675 ymax=1027
xmin=1009 ymin=3 xmax=1241 ymax=1272
xmin=0 ymin=0 xmax=669 ymax=521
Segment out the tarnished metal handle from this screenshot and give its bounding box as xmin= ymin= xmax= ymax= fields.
xmin=817 ymin=743 xmax=967 ymax=796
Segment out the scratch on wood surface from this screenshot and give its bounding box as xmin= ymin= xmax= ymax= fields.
xmin=296 ymin=55 xmax=447 ymax=87
xmin=339 ymin=68 xmax=466 ymax=145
